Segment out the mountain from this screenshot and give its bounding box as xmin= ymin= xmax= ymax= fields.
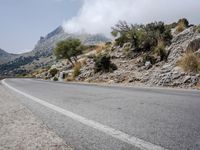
xmin=31 ymin=26 xmax=110 ymax=57
xmin=0 ymin=26 xmax=110 ymax=76
xmin=0 ymin=49 xmax=18 ymax=64
xmin=35 ymin=24 xmax=200 ymax=89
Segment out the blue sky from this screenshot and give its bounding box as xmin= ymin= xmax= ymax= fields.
xmin=0 ymin=0 xmax=82 ymax=53
xmin=1 ymin=0 xmax=200 ymax=53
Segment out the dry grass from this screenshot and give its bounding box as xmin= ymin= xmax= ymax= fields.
xmin=81 ymin=58 xmax=87 ymax=66
xmin=176 ymin=23 xmax=186 ymax=33
xmin=154 ymin=41 xmax=168 ymax=61
xmin=95 ymin=44 xmax=106 ymax=54
xmin=178 ymin=52 xmax=200 ymax=73
xmin=72 ymin=62 xmax=81 ymax=79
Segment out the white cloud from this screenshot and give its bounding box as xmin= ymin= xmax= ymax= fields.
xmin=62 ymin=0 xmax=200 ymax=37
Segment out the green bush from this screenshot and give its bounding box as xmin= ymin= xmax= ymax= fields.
xmin=53 ymin=77 xmax=58 ymax=81
xmin=94 ymin=53 xmax=117 ymax=73
xmin=111 ymin=21 xmax=172 ymax=52
xmin=115 ymin=34 xmax=129 ymax=47
xmin=49 ymin=68 xmax=58 ymax=77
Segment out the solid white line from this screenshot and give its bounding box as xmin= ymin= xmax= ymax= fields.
xmin=2 ymin=79 xmax=167 ymax=150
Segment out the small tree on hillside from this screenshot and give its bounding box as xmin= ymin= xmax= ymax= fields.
xmin=54 ymin=39 xmax=84 ymax=66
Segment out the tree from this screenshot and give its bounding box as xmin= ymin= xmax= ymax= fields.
xmin=111 ymin=21 xmax=172 ymax=52
xmin=54 ymin=39 xmax=84 ymax=66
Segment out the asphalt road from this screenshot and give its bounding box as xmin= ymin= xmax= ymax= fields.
xmin=2 ymin=78 xmax=200 ymax=150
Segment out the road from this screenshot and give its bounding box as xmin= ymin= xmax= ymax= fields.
xmin=2 ymin=78 xmax=200 ymax=150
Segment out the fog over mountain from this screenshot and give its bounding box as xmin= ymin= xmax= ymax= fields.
xmin=63 ymin=0 xmax=200 ymax=36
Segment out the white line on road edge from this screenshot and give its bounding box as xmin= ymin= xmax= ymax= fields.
xmin=2 ymin=79 xmax=167 ymax=150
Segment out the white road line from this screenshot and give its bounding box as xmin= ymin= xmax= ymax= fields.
xmin=2 ymin=79 xmax=167 ymax=150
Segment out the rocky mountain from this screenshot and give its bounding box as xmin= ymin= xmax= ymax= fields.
xmin=31 ymin=26 xmax=110 ymax=57
xmin=0 ymin=26 xmax=110 ymax=76
xmin=0 ymin=49 xmax=18 ymax=64
xmin=35 ymin=24 xmax=200 ymax=89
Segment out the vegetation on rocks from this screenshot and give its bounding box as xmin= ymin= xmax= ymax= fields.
xmin=53 ymin=77 xmax=58 ymax=81
xmin=178 ymin=52 xmax=200 ymax=73
xmin=14 ymin=18 xmax=200 ymax=89
xmin=176 ymin=18 xmax=189 ymax=33
xmin=49 ymin=68 xmax=58 ymax=77
xmin=94 ymin=53 xmax=117 ymax=73
xmin=111 ymin=21 xmax=172 ymax=52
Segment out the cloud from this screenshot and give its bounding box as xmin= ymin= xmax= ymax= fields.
xmin=62 ymin=0 xmax=200 ymax=37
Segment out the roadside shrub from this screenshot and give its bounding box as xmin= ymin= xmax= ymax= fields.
xmin=49 ymin=68 xmax=58 ymax=77
xmin=178 ymin=52 xmax=200 ymax=73
xmin=94 ymin=53 xmax=117 ymax=73
xmin=53 ymin=77 xmax=58 ymax=81
xmin=73 ymin=62 xmax=81 ymax=78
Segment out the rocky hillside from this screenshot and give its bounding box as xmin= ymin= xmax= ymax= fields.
xmin=0 ymin=26 xmax=110 ymax=76
xmin=0 ymin=49 xmax=18 ymax=65
xmin=35 ymin=21 xmax=200 ymax=89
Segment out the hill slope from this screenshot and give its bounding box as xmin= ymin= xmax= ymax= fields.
xmin=0 ymin=49 xmax=18 ymax=65
xmin=35 ymin=24 xmax=200 ymax=89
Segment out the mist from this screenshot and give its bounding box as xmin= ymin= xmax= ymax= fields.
xmin=62 ymin=0 xmax=200 ymax=37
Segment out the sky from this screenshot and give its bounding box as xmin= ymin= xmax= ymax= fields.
xmin=0 ymin=0 xmax=200 ymax=53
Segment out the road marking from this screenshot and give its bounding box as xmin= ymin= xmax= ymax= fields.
xmin=2 ymin=79 xmax=167 ymax=150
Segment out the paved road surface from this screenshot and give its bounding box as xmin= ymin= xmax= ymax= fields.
xmin=2 ymin=78 xmax=200 ymax=150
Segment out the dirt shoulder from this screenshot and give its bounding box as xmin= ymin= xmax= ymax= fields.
xmin=0 ymin=83 xmax=72 ymax=150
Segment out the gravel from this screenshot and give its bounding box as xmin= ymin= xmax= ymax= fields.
xmin=0 ymin=83 xmax=72 ymax=150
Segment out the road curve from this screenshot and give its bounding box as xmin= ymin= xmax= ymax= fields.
xmin=2 ymin=78 xmax=200 ymax=150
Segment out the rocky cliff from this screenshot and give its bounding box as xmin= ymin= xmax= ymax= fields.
xmin=37 ymin=25 xmax=200 ymax=89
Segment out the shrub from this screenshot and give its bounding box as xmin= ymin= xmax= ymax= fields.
xmin=154 ymin=41 xmax=168 ymax=61
xmin=94 ymin=53 xmax=117 ymax=73
xmin=49 ymin=68 xmax=58 ymax=77
xmin=178 ymin=52 xmax=200 ymax=73
xmin=142 ymin=54 xmax=156 ymax=65
xmin=111 ymin=21 xmax=172 ymax=52
xmin=73 ymin=62 xmax=81 ymax=78
xmin=176 ymin=18 xmax=189 ymax=33
xmin=176 ymin=23 xmax=186 ymax=33
xmin=178 ymin=18 xmax=189 ymax=27
xmin=53 ymin=77 xmax=58 ymax=81
xmin=115 ymin=34 xmax=129 ymax=47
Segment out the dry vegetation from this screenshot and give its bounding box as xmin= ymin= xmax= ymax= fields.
xmin=178 ymin=52 xmax=200 ymax=73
